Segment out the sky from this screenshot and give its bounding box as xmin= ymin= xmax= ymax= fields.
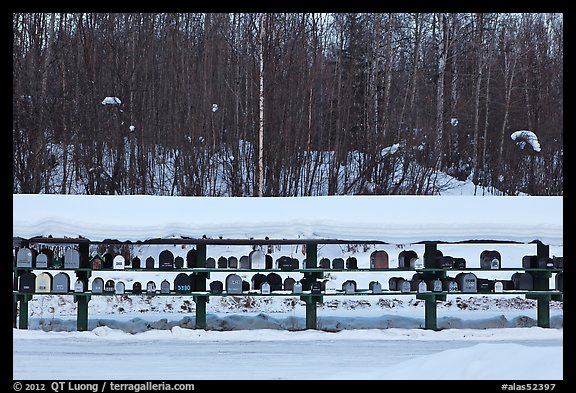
xmin=12 ymin=178 xmax=564 ymax=383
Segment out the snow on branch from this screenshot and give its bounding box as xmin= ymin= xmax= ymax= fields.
xmin=102 ymin=96 xmax=122 ymax=106
xmin=510 ymin=130 xmax=541 ymax=152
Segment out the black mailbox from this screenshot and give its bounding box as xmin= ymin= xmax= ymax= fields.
xmin=159 ymin=250 xmax=174 ymax=270
xmin=537 ymin=257 xmax=554 ymax=269
xmin=476 ymin=278 xmax=494 ymax=293
xmin=346 ymin=257 xmax=358 ymax=269
xmin=131 ymin=282 xmax=143 ymax=294
xmin=266 ymin=273 xmax=283 ymax=291
xmin=174 ymin=256 xmax=184 ymax=269
xmin=19 ymin=272 xmax=36 ymax=293
xmin=210 ymin=280 xmax=224 ymax=294
xmin=452 ymin=258 xmax=466 ymax=269
xmin=102 ymin=252 xmax=114 ymax=269
xmin=398 ymin=250 xmax=419 ymax=269
xmin=319 ymin=258 xmax=331 ymax=269
xmin=242 ymin=280 xmax=250 ymax=291
xmin=206 ymin=257 xmax=216 ymax=268
xmin=104 ymin=280 xmax=115 ymax=293
xmin=239 ymin=256 xmax=250 ymax=269
xmin=277 ymin=256 xmax=298 ymax=271
xmin=265 ymin=255 xmax=273 ymax=269
xmin=521 ymin=255 xmax=538 ymax=269
xmin=480 ymin=250 xmax=501 ymax=269
xmin=228 ymin=256 xmax=238 ymax=269
xmin=553 ymin=256 xmax=563 ymax=268
xmin=426 ymin=277 xmax=443 ymax=292
xmin=424 ymin=249 xmax=443 ymax=268
xmin=145 ymin=256 xmax=155 ymax=269
xmin=131 ymin=257 xmax=141 ymax=269
xmin=174 ymin=273 xmax=192 ymax=294
xmin=217 ymin=256 xmax=228 ymax=268
xmin=410 ymin=273 xmax=425 ymax=291
xmin=511 ymin=272 xmax=533 ymax=290
xmin=555 ymin=272 xmax=563 ymax=292
xmin=284 ymin=277 xmax=296 ymax=291
xmin=388 ymin=277 xmax=404 ymax=291
xmin=310 ymin=282 xmax=322 ymax=294
xmin=251 ymin=273 xmax=267 ymax=290
xmin=332 ymin=258 xmax=345 ymax=269
xmin=438 ymin=256 xmax=454 ymax=269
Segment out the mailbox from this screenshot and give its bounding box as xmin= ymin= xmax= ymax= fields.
xmin=319 ymin=258 xmax=331 ymax=269
xmin=174 ymin=273 xmax=192 ymax=294
xmin=146 ymin=281 xmax=156 ymax=295
xmin=250 ymin=250 xmax=266 ymax=269
xmin=522 ymin=255 xmax=537 ymax=269
xmin=423 ymin=249 xmax=443 ymax=268
xmin=399 ymin=280 xmax=411 ymax=293
xmin=186 ymin=249 xmax=197 ymax=268
xmin=310 ymin=282 xmax=322 ymax=294
xmin=16 ymin=247 xmax=34 ymax=268
xmin=217 ymin=256 xmax=228 ymax=268
xmin=442 ymin=277 xmax=459 ymax=292
xmin=511 ymin=272 xmax=533 ymax=290
xmin=239 ymin=256 xmax=250 ymax=269
xmin=388 ymin=277 xmax=404 ymax=291
xmin=132 ymin=282 xmax=143 ymax=294
xmin=480 ymin=250 xmax=501 ymax=269
xmin=455 ymin=272 xmax=477 ymax=293
xmin=132 ymin=257 xmax=141 ymax=269
xmin=226 ymin=274 xmax=243 ymax=294
xmin=91 ymin=254 xmax=103 ymax=270
xmin=159 ymin=250 xmax=174 ymax=270
xmin=346 ymin=257 xmax=358 ymax=269
xmin=284 ymin=277 xmax=296 ymax=291
xmin=242 ymin=280 xmax=250 ymax=291
xmin=115 ymin=281 xmax=126 ymax=295
xmin=102 ymin=252 xmax=114 ymax=269
xmin=277 ymin=256 xmax=298 ymax=271
xmin=370 ymin=250 xmax=389 ymax=269
xmin=438 ymin=256 xmax=454 ymax=269
xmin=206 ymin=257 xmax=216 ymax=269
xmin=36 ymin=251 xmax=51 ymax=269
xmin=555 ymin=272 xmax=563 ymax=292
xmin=411 ymin=273 xmax=425 ymax=291
xmin=174 ymin=256 xmax=184 ymax=269
xmin=104 ymin=280 xmax=115 ymax=293
xmin=426 ymin=278 xmax=443 ymax=292
xmin=210 ymin=280 xmax=224 ymax=294
xmin=113 ymin=255 xmax=125 ymax=270
xmin=19 ymin=272 xmax=36 ymax=293
xmin=266 ymin=272 xmax=283 ymax=291
xmin=332 ymin=258 xmax=345 ymax=269
xmin=266 ymin=255 xmax=273 ymax=269
xmin=160 ymin=279 xmax=171 ymax=294
xmin=228 ymin=256 xmax=238 ymax=269
xmin=293 ymin=281 xmax=303 ymax=294
xmin=261 ymin=281 xmax=271 ymax=294
xmin=251 ymin=273 xmax=267 ymax=290
xmin=35 ymin=272 xmax=53 ymax=293
xmin=537 ymin=257 xmax=555 ymax=269
xmin=145 ymin=257 xmax=155 ymax=269
xmin=53 ymin=272 xmax=70 ymax=294
xmin=64 ymin=248 xmax=81 ymax=269
xmin=476 ymin=278 xmax=494 ymax=293
xmin=553 ymin=257 xmax=563 ymax=269
xmin=91 ymin=277 xmax=105 ymax=294
xmin=452 ymin=258 xmax=466 ymax=269
xmin=74 ymin=278 xmax=88 ymax=293
xmin=398 ymin=250 xmax=418 ymax=269
xmin=342 ymin=280 xmax=357 ymax=294
xmin=369 ymin=281 xmax=382 ymax=294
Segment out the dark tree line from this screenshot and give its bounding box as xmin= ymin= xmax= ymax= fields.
xmin=13 ymin=13 xmax=563 ymax=196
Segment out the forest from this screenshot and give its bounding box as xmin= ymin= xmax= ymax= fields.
xmin=12 ymin=13 xmax=563 ymax=196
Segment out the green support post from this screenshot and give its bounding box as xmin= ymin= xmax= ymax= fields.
xmin=417 ymin=293 xmax=438 ymax=330
xmin=533 ymin=242 xmax=551 ymax=328
xmin=305 ymin=243 xmax=318 ymax=330
xmin=74 ymin=294 xmax=91 ymax=331
xmin=194 ymin=244 xmax=208 ymax=329
xmin=17 ymin=294 xmax=32 ymax=330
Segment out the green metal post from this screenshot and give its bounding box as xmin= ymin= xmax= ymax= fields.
xmin=75 ymin=294 xmax=90 ymax=331
xmin=194 ymin=244 xmax=208 ymax=329
xmin=17 ymin=294 xmax=31 ymax=330
xmin=305 ymin=243 xmax=318 ymax=330
xmin=537 ymin=295 xmax=551 ymax=328
xmin=195 ymin=296 xmax=207 ymax=329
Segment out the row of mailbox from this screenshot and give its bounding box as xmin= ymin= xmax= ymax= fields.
xmin=14 ymin=246 xmax=565 ymax=271
xmin=16 ymin=271 xmax=563 ymax=295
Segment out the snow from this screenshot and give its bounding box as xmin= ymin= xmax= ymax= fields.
xmin=13 ymin=191 xmax=563 ymax=381
xmin=511 ymin=130 xmax=541 ymax=152
xmin=101 ymin=96 xmax=122 ymax=106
